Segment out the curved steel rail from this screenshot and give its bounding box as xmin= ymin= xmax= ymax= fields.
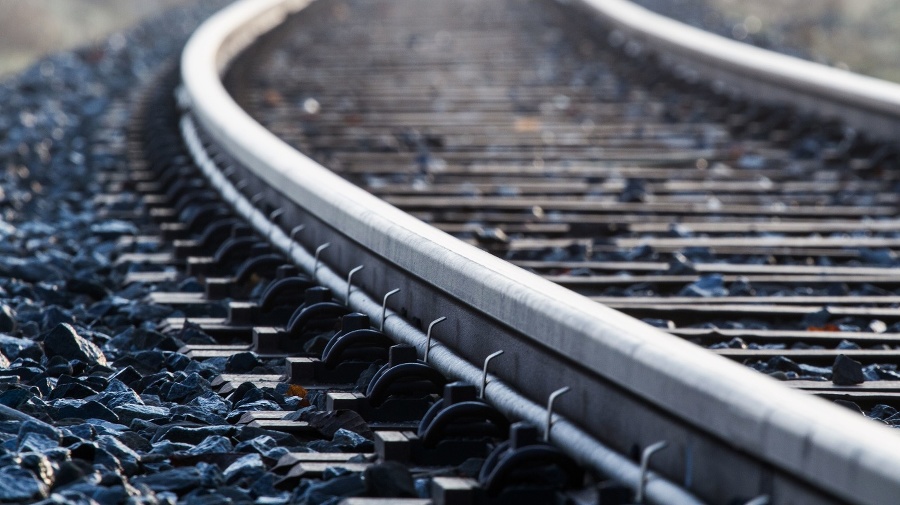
xmin=578 ymin=0 xmax=900 ymax=141
xmin=179 ymin=0 xmax=900 ymax=503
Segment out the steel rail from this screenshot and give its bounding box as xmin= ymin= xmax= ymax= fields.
xmin=578 ymin=0 xmax=900 ymax=142
xmin=179 ymin=115 xmax=701 ymax=505
xmin=180 ymin=0 xmax=900 ymax=503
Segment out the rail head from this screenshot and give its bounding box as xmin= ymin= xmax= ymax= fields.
xmin=181 ymin=1 xmax=900 ymax=503
xmin=578 ymin=0 xmax=900 ymax=141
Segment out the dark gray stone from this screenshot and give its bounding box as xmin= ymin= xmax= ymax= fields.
xmin=17 ymin=420 xmax=63 ymax=445
xmin=0 ymin=305 xmax=16 ymax=333
xmin=666 ymin=251 xmax=696 ymax=274
xmin=94 ymin=446 xmax=125 ymax=474
xmin=228 ymin=382 xmax=262 ymax=405
xmin=48 ymin=382 xmax=98 ymax=401
xmin=294 ymin=472 xmax=365 ymax=505
xmin=19 ymin=452 xmax=55 ymax=488
xmin=62 ymin=423 xmax=95 ymax=443
xmin=234 ymin=425 xmax=301 ymax=448
xmin=802 ymin=308 xmax=832 ymax=328
xmin=0 ymin=335 xmax=35 ymax=361
xmin=0 ymin=388 xmax=34 ymax=410
xmin=52 ymin=460 xmax=94 ymax=489
xmin=364 ymin=461 xmax=417 ymax=497
xmin=132 ymin=467 xmax=203 ymax=493
xmin=91 ymin=379 xmax=142 ymax=409
xmin=860 ymin=248 xmax=897 ymax=267
xmin=0 ymin=258 xmax=64 ymax=284
xmin=797 ymin=363 xmax=831 ymax=379
xmin=678 ymin=274 xmax=727 ymax=297
xmin=45 ymin=355 xmax=73 ymax=377
xmin=863 ymin=364 xmax=884 ymax=382
xmin=90 ymin=220 xmax=138 ymax=238
xmin=65 ymin=277 xmax=109 ymax=301
xmin=766 ymin=355 xmax=801 ymax=374
xmin=132 ymin=371 xmax=173 ymax=393
xmin=869 ymin=404 xmax=897 ymax=420
xmin=223 ymin=453 xmax=264 ymax=482
xmin=188 ymin=391 xmax=231 ymax=418
xmin=41 ymin=307 xmax=74 ymax=331
xmin=0 ymin=466 xmax=48 ymax=502
xmin=165 ymin=352 xmax=191 ymax=372
xmin=163 ymin=372 xmax=210 ymax=403
xmin=107 ymin=328 xmax=181 ymax=354
xmin=43 ymin=323 xmax=107 ymax=366
xmin=186 ymin=435 xmax=233 ymax=455
xmin=226 ymin=400 xmax=281 ymax=423
xmin=97 ymin=435 xmax=140 ymax=475
xmin=0 ymin=365 xmax=42 ymax=382
xmin=149 ymin=440 xmax=194 ymax=456
xmin=82 ymin=419 xmax=129 ymax=436
xmin=876 ymin=367 xmax=900 ymax=381
xmin=113 ymin=403 xmax=170 ymax=424
xmin=234 ymin=435 xmax=285 ymax=459
xmin=115 ymin=431 xmax=151 ymax=454
xmin=53 ymin=399 xmax=120 ymax=423
xmin=224 ymin=352 xmax=258 ymax=373
xmin=17 ymin=433 xmax=59 ymax=453
xmin=309 ymin=428 xmax=373 ymax=453
xmin=291 ymin=409 xmax=372 ymax=439
xmin=109 ymin=366 xmax=142 ymax=387
xmin=69 ymin=441 xmax=97 ymax=461
xmin=153 ymin=425 xmax=233 ymax=445
xmin=833 ymin=354 xmax=866 ymax=385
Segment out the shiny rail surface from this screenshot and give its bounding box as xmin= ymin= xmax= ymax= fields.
xmin=581 ymin=0 xmax=900 ymax=141
xmin=180 ymin=0 xmax=900 ymax=504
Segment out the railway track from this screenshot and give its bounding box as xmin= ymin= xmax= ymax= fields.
xmin=89 ymin=0 xmax=900 ymax=503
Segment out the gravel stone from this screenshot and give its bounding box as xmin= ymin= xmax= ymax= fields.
xmin=224 ymin=351 xmax=259 ymax=373
xmin=0 ymin=466 xmax=49 ymax=502
xmin=132 ymin=467 xmax=204 ymax=494
xmin=293 ymin=472 xmax=365 ymax=505
xmin=186 ymin=435 xmax=234 ymax=455
xmin=153 ymin=425 xmax=233 ymax=445
xmin=223 ymin=453 xmax=264 ymax=481
xmin=0 ymin=335 xmax=35 ymax=360
xmin=108 ymin=366 xmax=142 ymax=388
xmin=0 ymin=305 xmax=17 ymax=333
xmin=41 ymin=307 xmax=75 ymax=331
xmin=97 ymin=435 xmax=141 ymax=475
xmin=52 ymin=399 xmax=120 ymax=423
xmin=364 ymin=461 xmax=417 ymax=498
xmin=833 ymin=354 xmax=866 ymax=385
xmin=188 ymin=391 xmax=232 ymax=418
xmin=162 ymin=372 xmax=210 ymax=403
xmin=113 ymin=403 xmax=170 ymax=424
xmin=43 ymin=323 xmax=107 ymax=366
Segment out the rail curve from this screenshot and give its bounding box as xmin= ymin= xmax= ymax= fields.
xmin=582 ymin=0 xmax=900 ymax=141
xmin=179 ymin=0 xmax=900 ymax=503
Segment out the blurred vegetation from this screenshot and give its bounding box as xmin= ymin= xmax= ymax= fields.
xmin=695 ymin=0 xmax=900 ymax=82
xmin=1 ymin=0 xmax=897 ymax=84
xmin=0 ymin=0 xmax=190 ymax=78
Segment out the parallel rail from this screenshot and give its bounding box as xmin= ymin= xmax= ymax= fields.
xmin=580 ymin=0 xmax=900 ymax=141
xmin=179 ymin=1 xmax=900 ymax=503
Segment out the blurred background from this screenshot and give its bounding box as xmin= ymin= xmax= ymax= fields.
xmin=0 ymin=0 xmax=896 ymax=82
xmin=687 ymin=0 xmax=900 ymax=82
xmin=0 ymin=0 xmax=189 ymax=78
